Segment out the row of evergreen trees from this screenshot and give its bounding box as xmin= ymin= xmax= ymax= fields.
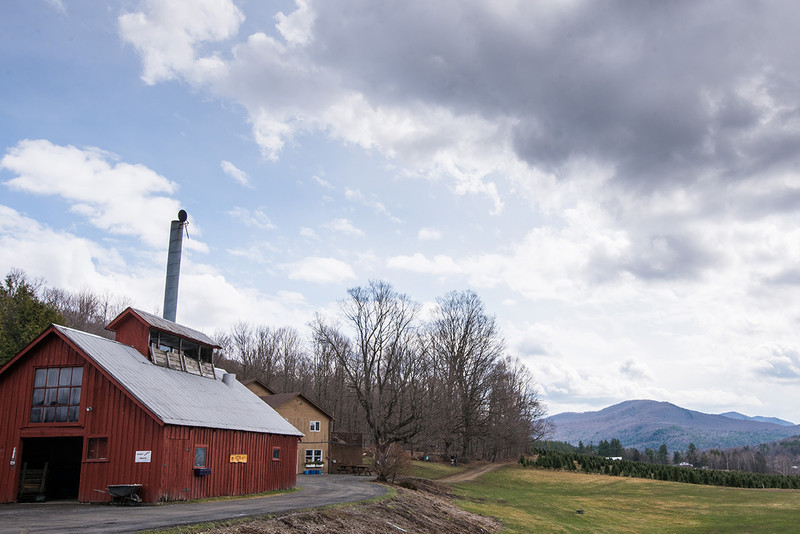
xmin=522 ymin=449 xmax=800 ymax=489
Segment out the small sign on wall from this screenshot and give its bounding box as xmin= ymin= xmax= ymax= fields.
xmin=135 ymin=450 xmax=152 ymax=463
xmin=229 ymin=454 xmax=248 ymax=463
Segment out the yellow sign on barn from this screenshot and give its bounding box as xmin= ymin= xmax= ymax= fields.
xmin=229 ymin=454 xmax=248 ymax=463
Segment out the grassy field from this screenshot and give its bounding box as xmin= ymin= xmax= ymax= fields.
xmin=451 ymin=465 xmax=800 ymax=533
xmin=408 ymin=459 xmax=468 ymax=480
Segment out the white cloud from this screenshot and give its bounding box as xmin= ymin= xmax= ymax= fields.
xmin=417 ymin=228 xmax=442 ymax=241
xmin=299 ymin=227 xmax=318 ymax=239
xmin=282 ymin=256 xmax=356 ymax=284
xmin=0 ymin=205 xmax=124 ymax=293
xmin=1 ymin=139 xmax=188 ymax=249
xmin=322 ymin=217 xmax=364 ymax=237
xmin=119 ymin=0 xmax=511 ymax=210
xmin=344 ymin=188 xmax=399 ymax=221
xmin=220 ymin=160 xmax=252 ymax=188
xmin=119 ymin=0 xmax=244 ymax=85
xmin=313 ymin=175 xmax=334 ymax=189
xmin=227 ymin=206 xmax=276 ymax=230
xmin=0 ymin=204 xmax=314 ymax=337
xmin=274 ymin=0 xmax=315 ymax=46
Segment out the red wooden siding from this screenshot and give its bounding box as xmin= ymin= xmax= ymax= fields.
xmin=111 ymin=315 xmax=150 ymax=357
xmin=78 ymin=360 xmax=164 ymax=503
xmin=0 ymin=331 xmax=85 ymax=502
xmin=0 ymin=328 xmax=300 ymax=503
xmin=160 ymin=426 xmax=297 ymax=501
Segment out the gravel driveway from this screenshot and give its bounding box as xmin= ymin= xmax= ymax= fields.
xmin=0 ymin=475 xmax=386 ymax=534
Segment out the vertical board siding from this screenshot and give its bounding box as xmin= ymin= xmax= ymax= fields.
xmin=79 ymin=361 xmax=164 ymax=503
xmin=163 ymin=425 xmax=298 ymax=501
xmin=0 ymin=331 xmax=84 ymax=502
xmin=112 ymin=316 xmax=150 ymax=360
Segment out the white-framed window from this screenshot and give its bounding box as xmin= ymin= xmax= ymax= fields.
xmin=305 ymin=449 xmax=323 ymax=465
xmin=309 ymin=420 xmax=320 ymax=432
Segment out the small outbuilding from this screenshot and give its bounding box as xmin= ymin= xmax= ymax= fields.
xmin=242 ymin=380 xmax=333 ymax=475
xmin=0 ymin=308 xmax=303 ymax=503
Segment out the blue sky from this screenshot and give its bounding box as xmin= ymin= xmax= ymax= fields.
xmin=3 ymin=0 xmax=800 ymax=422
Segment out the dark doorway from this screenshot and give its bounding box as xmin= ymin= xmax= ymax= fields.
xmin=19 ymin=437 xmax=82 ymax=501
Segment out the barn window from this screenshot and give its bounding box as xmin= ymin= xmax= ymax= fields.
xmin=309 ymin=421 xmax=320 ymax=432
xmin=194 ymin=446 xmax=208 ymax=468
xmin=305 ymin=449 xmax=322 ymax=465
xmin=272 ymin=447 xmax=281 ymax=461
xmin=30 ymin=367 xmax=83 ymax=423
xmin=86 ymin=437 xmax=108 ymax=461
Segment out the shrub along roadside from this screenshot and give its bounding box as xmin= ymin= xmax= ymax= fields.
xmin=522 ymin=450 xmax=800 ymax=489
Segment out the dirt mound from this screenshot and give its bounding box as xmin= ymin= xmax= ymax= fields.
xmin=191 ymin=483 xmax=500 ymax=534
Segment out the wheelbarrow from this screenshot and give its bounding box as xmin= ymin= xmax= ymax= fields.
xmin=103 ymin=484 xmax=142 ymax=504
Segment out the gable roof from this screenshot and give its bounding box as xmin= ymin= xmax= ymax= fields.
xmin=106 ymin=307 xmax=221 ymax=349
xmin=241 ymin=378 xmax=276 ymax=395
xmin=55 ymin=325 xmax=302 ymax=436
xmin=260 ymin=392 xmax=334 ymax=421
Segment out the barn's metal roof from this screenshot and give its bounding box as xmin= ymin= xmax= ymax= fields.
xmin=108 ymin=307 xmax=221 ymax=348
xmin=56 ymin=325 xmax=303 ymax=437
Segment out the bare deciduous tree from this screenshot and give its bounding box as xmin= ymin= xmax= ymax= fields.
xmin=426 ymin=290 xmax=504 ymax=458
xmin=312 ymin=280 xmax=425 ymax=481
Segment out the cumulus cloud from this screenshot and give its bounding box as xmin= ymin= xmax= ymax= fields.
xmin=220 ymin=160 xmax=252 ymax=188
xmin=0 ymin=205 xmax=123 ymax=292
xmin=282 ymin=256 xmax=356 ymax=284
xmin=119 ymin=0 xmax=244 ymax=85
xmin=0 ymin=204 xmax=313 ymax=335
xmin=108 ymin=0 xmax=800 ymax=417
xmin=1 ymin=139 xmax=191 ymax=249
xmin=755 ymin=346 xmax=800 ymax=381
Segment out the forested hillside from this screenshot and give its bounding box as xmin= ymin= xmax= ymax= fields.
xmin=548 ymin=399 xmax=799 ymax=451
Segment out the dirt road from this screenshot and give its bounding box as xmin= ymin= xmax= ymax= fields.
xmin=438 ymin=462 xmax=513 ymax=483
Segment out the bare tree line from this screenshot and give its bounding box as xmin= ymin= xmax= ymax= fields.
xmin=2 ymin=270 xmax=549 ymax=476
xmin=216 ymin=281 xmax=549 ymax=473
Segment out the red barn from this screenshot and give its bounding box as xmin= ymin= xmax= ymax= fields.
xmin=0 ymin=308 xmax=303 ymax=503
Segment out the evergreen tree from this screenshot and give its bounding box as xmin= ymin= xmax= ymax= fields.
xmin=0 ymin=269 xmax=63 ymax=365
xmin=657 ymin=444 xmax=669 ymax=465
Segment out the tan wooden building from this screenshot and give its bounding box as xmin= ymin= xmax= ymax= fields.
xmin=243 ymin=380 xmax=333 ymax=474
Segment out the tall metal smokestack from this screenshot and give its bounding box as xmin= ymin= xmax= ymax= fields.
xmin=163 ymin=209 xmax=188 ymax=322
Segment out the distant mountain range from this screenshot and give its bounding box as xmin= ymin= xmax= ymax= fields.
xmin=717 ymin=411 xmax=795 ymax=427
xmin=547 ymin=400 xmax=800 ymax=452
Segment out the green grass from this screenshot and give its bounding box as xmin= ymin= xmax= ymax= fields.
xmin=452 ymin=465 xmax=800 ymax=533
xmin=408 ymin=459 xmax=468 ymax=480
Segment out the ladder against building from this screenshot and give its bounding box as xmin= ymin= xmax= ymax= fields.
xmin=18 ymin=462 xmax=48 ymax=502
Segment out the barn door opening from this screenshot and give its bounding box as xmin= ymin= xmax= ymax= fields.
xmin=18 ymin=437 xmax=82 ymax=501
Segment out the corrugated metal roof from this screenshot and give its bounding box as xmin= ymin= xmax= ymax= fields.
xmin=124 ymin=308 xmax=221 ymax=348
xmin=56 ymin=325 xmax=303 ymax=437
